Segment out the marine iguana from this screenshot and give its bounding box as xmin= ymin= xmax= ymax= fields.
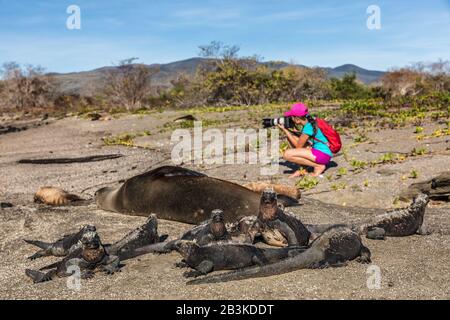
xmin=187 ymin=226 xmax=371 ymax=284
xmin=24 ymin=225 xmax=97 ymax=260
xmin=173 ymin=240 xmax=307 ymax=278
xmin=229 ymin=189 xmax=311 ymax=247
xmin=118 ymin=210 xmax=233 ymax=259
xmin=306 ymin=193 xmax=430 ymax=240
xmin=164 ymin=209 xmax=231 ymax=250
xmin=25 ymin=230 xmax=120 ymax=283
xmin=24 ymin=215 xmax=167 ymax=261
xmin=106 ymin=214 xmax=168 ymax=259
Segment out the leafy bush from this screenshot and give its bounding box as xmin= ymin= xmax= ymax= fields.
xmin=329 ymin=73 xmax=374 ymax=100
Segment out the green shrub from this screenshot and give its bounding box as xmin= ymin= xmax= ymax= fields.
xmin=295 ymin=176 xmax=319 ymax=190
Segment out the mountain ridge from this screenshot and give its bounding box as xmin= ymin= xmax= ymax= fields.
xmin=49 ymin=57 xmax=385 ymax=96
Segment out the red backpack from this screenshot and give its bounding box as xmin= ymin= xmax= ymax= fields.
xmin=312 ymin=118 xmax=342 ymax=154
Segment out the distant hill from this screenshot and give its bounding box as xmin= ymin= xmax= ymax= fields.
xmin=49 ymin=58 xmax=385 ymax=96
xmin=324 ymin=64 xmax=385 ymax=85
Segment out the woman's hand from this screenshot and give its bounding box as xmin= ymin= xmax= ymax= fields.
xmin=277 ymin=124 xmax=288 ymax=133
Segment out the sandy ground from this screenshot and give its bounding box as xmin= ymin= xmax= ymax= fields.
xmin=0 ymin=107 xmax=449 ymax=299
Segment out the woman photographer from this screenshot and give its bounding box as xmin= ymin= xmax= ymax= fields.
xmin=278 ymin=103 xmax=332 ymax=177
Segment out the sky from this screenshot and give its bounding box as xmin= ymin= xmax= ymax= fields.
xmin=0 ymin=0 xmax=449 ymax=73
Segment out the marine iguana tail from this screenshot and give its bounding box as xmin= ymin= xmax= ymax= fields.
xmin=23 ymin=240 xmax=55 ymax=261
xmin=24 ymin=225 xmax=97 ymax=260
xmin=25 ymin=269 xmax=56 ymax=283
xmin=187 ymin=226 xmax=371 ymax=285
xmin=23 ymin=239 xmax=52 ymax=250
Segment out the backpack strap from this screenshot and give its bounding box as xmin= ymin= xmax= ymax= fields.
xmin=309 ymin=116 xmax=329 ymax=146
xmin=311 ymin=136 xmax=328 ymax=145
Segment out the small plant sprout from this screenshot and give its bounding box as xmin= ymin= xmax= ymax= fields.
xmin=295 ymin=176 xmax=319 ymax=190
xmin=331 ymin=182 xmax=347 ymax=191
xmin=409 ymin=169 xmax=419 ymax=179
xmin=411 ymin=147 xmax=427 ymax=156
xmin=337 ymin=167 xmax=348 ymax=177
xmin=414 ymin=126 xmax=424 ymax=134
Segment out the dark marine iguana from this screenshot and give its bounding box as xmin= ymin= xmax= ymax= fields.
xmin=24 ymin=215 xmax=167 ymax=261
xmin=164 ymin=209 xmax=231 ymax=249
xmin=118 ymin=209 xmax=233 ymax=259
xmin=306 ymin=193 xmax=430 ymax=240
xmin=228 ymin=188 xmax=311 ymax=247
xmin=24 ymin=225 xmax=96 ymax=260
xmin=187 ymin=226 xmax=371 ymax=284
xmin=106 ymin=214 xmax=168 ymax=259
xmin=172 ymin=240 xmax=307 ymax=278
xmin=25 ymin=229 xmax=120 ymax=283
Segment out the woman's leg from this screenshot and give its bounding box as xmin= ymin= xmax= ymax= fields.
xmin=283 ymin=148 xmax=326 ymax=177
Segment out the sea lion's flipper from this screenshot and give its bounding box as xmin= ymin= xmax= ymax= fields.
xmin=25 ymin=269 xmax=54 ymax=283
xmin=277 ymin=195 xmax=299 ymax=207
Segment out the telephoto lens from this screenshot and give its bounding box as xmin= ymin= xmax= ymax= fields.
xmin=262 ymin=117 xmax=294 ymax=129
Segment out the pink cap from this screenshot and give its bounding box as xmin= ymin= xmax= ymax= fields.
xmin=284 ymin=103 xmax=309 ymax=117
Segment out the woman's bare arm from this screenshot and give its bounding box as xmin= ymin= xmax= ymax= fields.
xmin=296 ymin=134 xmax=309 ymax=148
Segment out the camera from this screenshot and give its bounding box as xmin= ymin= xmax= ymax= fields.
xmin=262 ymin=116 xmax=294 ymax=129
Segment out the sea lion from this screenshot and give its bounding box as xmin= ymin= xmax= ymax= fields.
xmin=95 ymin=166 xmax=299 ymax=224
xmin=187 ymin=226 xmax=371 ymax=284
xmin=34 ymin=187 xmax=82 ymax=206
